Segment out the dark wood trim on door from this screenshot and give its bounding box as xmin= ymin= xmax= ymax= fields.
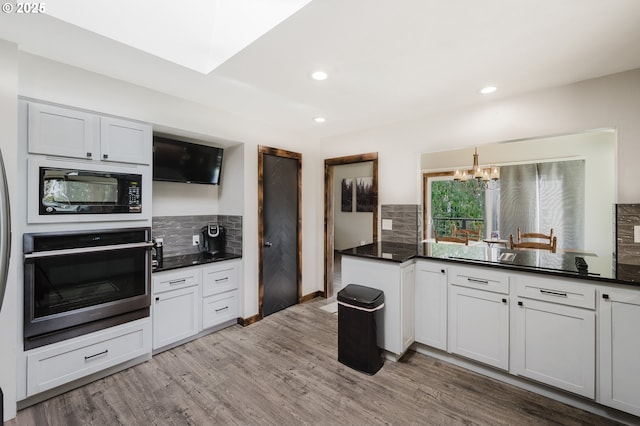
xmin=324 ymin=153 xmax=378 ymax=298
xmin=258 ymin=145 xmax=303 ymax=319
xmin=422 ymin=171 xmax=454 ymax=240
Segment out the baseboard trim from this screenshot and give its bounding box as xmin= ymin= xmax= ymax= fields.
xmin=300 ymin=291 xmax=324 ymax=303
xmin=238 ymin=314 xmax=261 ymax=327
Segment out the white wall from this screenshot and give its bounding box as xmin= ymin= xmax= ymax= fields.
xmin=333 ymin=162 xmax=373 ymax=250
xmin=0 ymin=40 xmax=18 ymax=421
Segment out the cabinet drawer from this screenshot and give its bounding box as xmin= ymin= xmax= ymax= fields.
xmin=514 ymin=275 xmax=595 ymax=309
xmin=202 ymin=263 xmax=238 ymax=297
xmin=26 ymin=319 xmax=150 ymax=396
xmin=202 ymin=291 xmax=238 ymax=329
xmin=153 ymin=268 xmax=200 ymax=294
xmin=449 ymin=266 xmax=510 ymax=294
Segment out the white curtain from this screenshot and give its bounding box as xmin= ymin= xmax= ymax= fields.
xmin=499 ymin=160 xmax=585 ymax=250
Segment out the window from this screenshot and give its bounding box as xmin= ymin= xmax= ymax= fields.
xmin=423 ymin=159 xmax=585 ymax=249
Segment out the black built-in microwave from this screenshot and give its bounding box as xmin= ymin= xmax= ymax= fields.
xmin=38 ymin=166 xmax=142 ymax=215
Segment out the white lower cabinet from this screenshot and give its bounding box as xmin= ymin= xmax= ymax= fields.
xmin=598 ymin=286 xmax=640 ymax=416
xmin=449 ymin=284 xmax=510 ymax=370
xmin=414 ymin=261 xmax=448 ymax=351
xmin=448 ymin=265 xmax=510 ymax=370
xmin=152 ymin=269 xmax=201 ymax=350
xmin=202 ymin=290 xmax=239 ymax=329
xmin=512 ymin=275 xmax=595 ymax=398
xmin=26 ymin=318 xmax=151 ymax=396
xmin=201 ymin=261 xmax=240 ymax=330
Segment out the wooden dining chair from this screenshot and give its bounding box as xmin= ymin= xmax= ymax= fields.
xmin=509 ymin=227 xmax=557 ymax=253
xmin=452 ymin=223 xmax=482 ymax=241
xmin=435 ymin=229 xmax=469 ymax=245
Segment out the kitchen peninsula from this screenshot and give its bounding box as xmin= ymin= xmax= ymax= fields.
xmin=341 ymin=241 xmax=640 ymax=419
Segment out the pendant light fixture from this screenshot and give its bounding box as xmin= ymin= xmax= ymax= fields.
xmin=453 ymin=147 xmax=499 ymax=189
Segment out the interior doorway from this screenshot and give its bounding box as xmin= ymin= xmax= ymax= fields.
xmin=258 ymin=146 xmax=302 ymax=317
xmin=324 ymin=153 xmax=378 ymax=298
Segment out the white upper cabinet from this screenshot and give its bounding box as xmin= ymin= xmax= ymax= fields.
xmin=28 ymin=101 xmax=151 ymax=165
xmin=28 ymin=102 xmax=98 ymax=160
xmin=100 ymin=116 xmax=152 ymax=165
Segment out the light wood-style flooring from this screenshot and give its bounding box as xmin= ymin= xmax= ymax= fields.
xmin=9 ymin=298 xmax=621 ymax=425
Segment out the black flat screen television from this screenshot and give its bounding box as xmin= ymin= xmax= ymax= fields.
xmin=153 ymin=136 xmax=224 ymax=185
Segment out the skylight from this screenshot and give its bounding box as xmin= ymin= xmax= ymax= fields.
xmin=46 ymin=0 xmax=313 ymax=74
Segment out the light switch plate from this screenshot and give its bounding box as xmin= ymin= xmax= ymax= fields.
xmin=382 ymin=219 xmax=393 ymax=230
xmin=634 ymin=225 xmax=640 ymax=243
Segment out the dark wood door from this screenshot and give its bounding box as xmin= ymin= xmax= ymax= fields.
xmin=261 ymin=151 xmax=300 ymax=316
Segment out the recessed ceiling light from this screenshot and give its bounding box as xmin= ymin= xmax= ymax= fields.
xmin=480 ymin=86 xmax=497 ymax=94
xmin=311 ymin=71 xmax=328 ymax=81
xmin=313 ymin=117 xmax=327 ymax=123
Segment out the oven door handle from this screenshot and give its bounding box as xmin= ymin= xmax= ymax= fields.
xmin=24 ymin=241 xmax=154 ymax=259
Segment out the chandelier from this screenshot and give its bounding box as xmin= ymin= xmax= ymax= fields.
xmin=453 ymin=147 xmax=500 ymax=189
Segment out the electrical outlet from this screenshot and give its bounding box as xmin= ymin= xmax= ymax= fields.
xmin=382 ymin=219 xmax=393 ymax=230
xmin=193 ymin=235 xmax=200 ymax=246
xmin=634 ymin=225 xmax=640 ymax=243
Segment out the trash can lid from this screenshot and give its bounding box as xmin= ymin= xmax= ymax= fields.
xmin=337 ymin=284 xmax=384 ymax=309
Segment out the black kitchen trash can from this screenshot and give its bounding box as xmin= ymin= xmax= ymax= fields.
xmin=337 ymin=284 xmax=385 ymax=375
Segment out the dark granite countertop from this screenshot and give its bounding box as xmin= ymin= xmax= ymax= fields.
xmin=152 ymin=252 xmax=242 ymax=273
xmin=341 ymin=242 xmax=638 ymax=285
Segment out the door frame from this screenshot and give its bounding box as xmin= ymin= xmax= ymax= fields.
xmin=324 ymin=153 xmax=378 ymax=298
xmin=258 ymin=145 xmax=302 ymax=319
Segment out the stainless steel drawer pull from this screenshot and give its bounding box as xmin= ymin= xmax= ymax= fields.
xmin=215 ymin=277 xmax=229 ymax=283
xmin=215 ymin=306 xmax=229 ymax=313
xmin=84 ymin=349 xmax=109 ymax=361
xmin=467 ymin=277 xmax=489 ymax=285
xmin=540 ymin=289 xmax=568 ymax=297
xmin=169 ymin=278 xmax=186 ymax=285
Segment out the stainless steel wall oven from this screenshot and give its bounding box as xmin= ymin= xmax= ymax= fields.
xmin=23 ymin=227 xmax=153 ymax=350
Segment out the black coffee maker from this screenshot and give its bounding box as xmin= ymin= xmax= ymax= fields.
xmin=200 ymin=224 xmax=225 ymax=257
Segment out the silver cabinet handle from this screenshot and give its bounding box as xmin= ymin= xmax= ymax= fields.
xmin=540 ymin=289 xmax=568 ymax=298
xmin=169 ymin=278 xmax=186 ymax=285
xmin=468 ymin=277 xmax=489 ymax=285
xmin=215 ymin=277 xmax=229 ymax=283
xmin=84 ymin=349 xmax=108 ymax=361
xmin=215 ymin=306 xmax=229 ymax=313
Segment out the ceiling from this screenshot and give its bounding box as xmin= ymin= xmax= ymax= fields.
xmin=2 ymin=0 xmax=640 ymax=141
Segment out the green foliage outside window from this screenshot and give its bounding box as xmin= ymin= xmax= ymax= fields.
xmin=431 ymin=180 xmax=485 ymax=238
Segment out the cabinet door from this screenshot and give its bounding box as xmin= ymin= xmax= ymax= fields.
xmin=599 ymin=288 xmax=640 ymax=416
xmin=100 ymin=117 xmax=152 ymax=165
xmin=28 ymin=102 xmax=97 ymax=160
xmin=152 ymin=286 xmax=199 ymax=350
xmin=449 ymin=285 xmax=509 ymax=370
xmin=514 ymin=298 xmax=595 ymax=398
xmin=415 ymin=262 xmax=447 ymax=350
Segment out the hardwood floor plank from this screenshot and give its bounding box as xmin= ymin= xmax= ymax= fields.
xmin=8 ymin=298 xmax=623 ymax=426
